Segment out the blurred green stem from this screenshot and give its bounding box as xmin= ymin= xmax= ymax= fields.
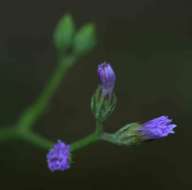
xmin=18 ymin=130 xmax=53 ymax=149
xmin=18 ymin=55 xmax=77 ymax=130
xmin=0 ymin=54 xmax=77 ymax=150
xmin=0 ymin=128 xmax=18 ymax=141
xmin=0 ymin=52 xmax=104 ymax=152
xmin=0 ymin=120 xmax=103 ymax=152
xmin=0 ymin=127 xmax=53 ymax=149
xmin=0 ymin=16 xmax=99 ymax=155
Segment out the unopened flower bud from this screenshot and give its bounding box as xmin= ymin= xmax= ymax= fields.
xmin=101 ymin=116 xmax=177 ymax=146
xmin=97 ymin=63 xmax=116 ymax=97
xmin=91 ymin=62 xmax=117 ymax=122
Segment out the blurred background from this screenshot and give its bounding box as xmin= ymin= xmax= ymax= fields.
xmin=0 ymin=0 xmax=191 ymax=189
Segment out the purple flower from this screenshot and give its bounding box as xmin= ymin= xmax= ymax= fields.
xmin=97 ymin=63 xmax=116 ymax=97
xmin=139 ymin=116 xmax=176 ymax=140
xmin=47 ymin=140 xmax=71 ymax=172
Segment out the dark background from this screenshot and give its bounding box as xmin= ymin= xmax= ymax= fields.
xmin=0 ymin=0 xmax=191 ymax=189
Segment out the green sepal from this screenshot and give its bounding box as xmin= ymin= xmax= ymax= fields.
xmin=91 ymin=87 xmax=117 ymax=122
xmin=113 ymin=123 xmax=142 ymax=146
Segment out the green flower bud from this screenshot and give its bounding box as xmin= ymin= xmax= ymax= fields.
xmin=73 ymin=23 xmax=96 ymax=56
xmin=113 ymin=123 xmax=141 ymax=145
xmin=53 ymin=14 xmax=75 ymax=51
xmin=101 ymin=123 xmax=141 ymax=146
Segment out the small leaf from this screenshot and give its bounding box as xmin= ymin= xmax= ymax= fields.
xmin=73 ymin=23 xmax=96 ymax=55
xmin=53 ymin=14 xmax=75 ymax=51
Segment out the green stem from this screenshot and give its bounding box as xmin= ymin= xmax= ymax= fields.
xmin=0 ymin=122 xmax=104 ymax=152
xmin=18 ymin=55 xmax=77 ymax=130
xmin=71 ymin=131 xmax=99 ymax=152
xmin=100 ymin=132 xmax=116 ymax=144
xmin=71 ymin=121 xmax=103 ymax=152
xmin=18 ymin=130 xmax=53 ymax=150
xmin=0 ymin=126 xmax=102 ymax=152
xmin=0 ymin=127 xmax=52 ymax=150
xmin=0 ymin=127 xmax=18 ymax=141
xmin=95 ymin=120 xmax=103 ymax=135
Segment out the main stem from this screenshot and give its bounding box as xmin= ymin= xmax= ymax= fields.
xmin=18 ymin=55 xmax=77 ymax=130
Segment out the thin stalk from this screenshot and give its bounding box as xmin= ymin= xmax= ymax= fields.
xmin=18 ymin=55 xmax=77 ymax=129
xmin=100 ymin=132 xmax=116 ymax=144
xmin=71 ymin=131 xmax=99 ymax=152
xmin=18 ymin=130 xmax=53 ymax=150
xmin=0 ymin=127 xmax=18 ymax=141
xmin=71 ymin=121 xmax=103 ymax=152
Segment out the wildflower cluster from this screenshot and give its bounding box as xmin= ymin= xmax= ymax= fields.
xmin=0 ymin=14 xmax=177 ymax=173
xmin=47 ymin=62 xmax=177 ymax=172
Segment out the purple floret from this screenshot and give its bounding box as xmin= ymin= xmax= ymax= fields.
xmin=139 ymin=116 xmax=176 ymax=140
xmin=47 ymin=140 xmax=71 ymax=172
xmin=97 ymin=63 xmax=116 ymax=97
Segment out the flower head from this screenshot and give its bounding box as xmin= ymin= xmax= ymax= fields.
xmin=97 ymin=63 xmax=116 ymax=97
xmin=47 ymin=140 xmax=71 ymax=172
xmin=139 ymin=116 xmax=176 ymax=140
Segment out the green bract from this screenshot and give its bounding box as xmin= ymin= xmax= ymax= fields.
xmin=101 ymin=123 xmax=142 ymax=146
xmin=91 ymin=87 xmax=117 ymax=122
xmin=113 ymin=123 xmax=141 ymax=145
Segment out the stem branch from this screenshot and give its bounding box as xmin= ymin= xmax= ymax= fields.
xmin=18 ymin=55 xmax=77 ymax=130
xmin=18 ymin=131 xmax=53 ymax=149
xmin=71 ymin=121 xmax=103 ymax=152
